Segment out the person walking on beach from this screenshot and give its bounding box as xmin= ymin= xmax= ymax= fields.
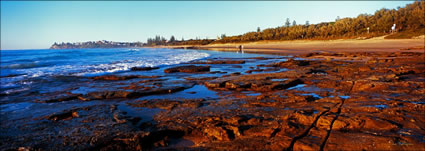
xmin=391 ymin=24 xmax=396 ymax=33
xmin=237 ymin=45 xmax=244 ymax=53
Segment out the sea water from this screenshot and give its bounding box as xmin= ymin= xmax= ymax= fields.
xmin=1 ymin=48 xmax=209 ymax=78
xmin=1 ymin=48 xmax=284 ymax=96
xmin=1 ymin=48 xmax=208 ymax=89
xmin=0 ymin=48 xmax=285 ymax=126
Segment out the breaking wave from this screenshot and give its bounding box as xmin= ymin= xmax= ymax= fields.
xmin=2 ymin=48 xmax=210 ymax=78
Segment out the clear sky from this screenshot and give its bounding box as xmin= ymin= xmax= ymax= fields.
xmin=1 ymin=1 xmax=414 ymax=50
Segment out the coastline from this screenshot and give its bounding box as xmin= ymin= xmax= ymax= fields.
xmin=3 ymin=0 xmax=425 ymax=150
xmin=1 ymin=46 xmax=425 ymax=150
xmin=156 ymin=36 xmax=425 ymax=55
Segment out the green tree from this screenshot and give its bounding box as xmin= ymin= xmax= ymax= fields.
xmin=169 ymin=35 xmax=176 ymax=43
xmin=221 ymin=34 xmax=227 ymax=39
xmin=209 ymin=1 xmax=424 ymax=44
xmin=285 ymin=18 xmax=291 ymax=27
xmin=336 ymin=16 xmax=341 ymax=21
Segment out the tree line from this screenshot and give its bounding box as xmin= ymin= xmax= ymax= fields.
xmin=146 ymin=35 xmax=214 ymax=46
xmin=213 ymin=1 xmax=424 ymax=44
xmin=145 ymin=1 xmax=424 ymax=46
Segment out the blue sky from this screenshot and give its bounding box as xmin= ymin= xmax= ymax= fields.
xmin=1 ymin=1 xmax=414 ymax=50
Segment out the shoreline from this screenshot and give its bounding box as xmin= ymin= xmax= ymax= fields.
xmin=156 ymin=37 xmax=425 ymax=55
xmin=1 ymin=48 xmax=425 ymax=150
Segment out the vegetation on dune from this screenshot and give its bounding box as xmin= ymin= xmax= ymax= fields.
xmin=384 ymin=28 xmax=425 ymax=39
xmin=212 ymin=0 xmax=424 ymax=44
xmin=150 ymin=1 xmax=424 ymax=46
xmin=51 ymin=1 xmax=425 ymax=48
xmin=146 ymin=35 xmax=215 ymax=46
xmin=146 ymin=36 xmax=168 ymax=46
xmin=174 ymin=39 xmax=215 ymax=45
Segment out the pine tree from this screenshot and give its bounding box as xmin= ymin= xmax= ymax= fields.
xmin=285 ymin=18 xmax=291 ymax=27
xmin=169 ymin=36 xmax=175 ymax=43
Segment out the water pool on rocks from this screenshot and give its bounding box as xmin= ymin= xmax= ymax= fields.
xmin=1 ymin=49 xmax=424 ymax=150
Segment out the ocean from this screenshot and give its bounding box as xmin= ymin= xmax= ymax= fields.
xmin=0 ymin=48 xmax=210 ymax=92
xmin=0 ymin=48 xmax=287 ymax=124
xmin=0 ymin=48 xmax=284 ymax=99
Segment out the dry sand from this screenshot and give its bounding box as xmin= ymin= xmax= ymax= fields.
xmin=163 ymin=36 xmax=425 ymax=55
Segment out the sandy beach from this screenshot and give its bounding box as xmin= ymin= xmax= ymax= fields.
xmin=162 ymin=36 xmax=425 ymax=55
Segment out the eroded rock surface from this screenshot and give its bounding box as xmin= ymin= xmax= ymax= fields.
xmin=1 ymin=51 xmax=424 ymax=150
xmin=164 ymin=65 xmax=210 ymax=73
xmin=130 ymin=66 xmax=159 ymax=71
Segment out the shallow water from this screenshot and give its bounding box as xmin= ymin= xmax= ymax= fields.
xmin=1 ymin=48 xmax=280 ymax=96
xmin=139 ymin=85 xmax=218 ymax=100
xmin=0 ymin=48 xmax=281 ymax=113
xmin=0 ymin=48 xmax=284 ymax=148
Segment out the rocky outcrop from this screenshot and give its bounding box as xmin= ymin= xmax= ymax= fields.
xmin=164 ymin=65 xmax=210 ymax=73
xmin=3 ymin=52 xmax=425 ymax=151
xmin=130 ymin=67 xmax=159 ymax=71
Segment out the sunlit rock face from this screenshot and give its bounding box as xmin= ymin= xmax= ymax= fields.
xmin=1 ymin=51 xmax=424 ymax=150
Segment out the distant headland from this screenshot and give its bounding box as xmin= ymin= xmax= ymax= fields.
xmin=49 ymin=38 xmax=214 ymax=49
xmin=50 ymin=40 xmax=145 ymax=49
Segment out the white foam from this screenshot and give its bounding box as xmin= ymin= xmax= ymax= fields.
xmin=76 ymin=51 xmax=209 ymax=76
xmin=13 ymin=49 xmax=210 ymax=77
xmin=2 ymin=87 xmax=30 ymax=95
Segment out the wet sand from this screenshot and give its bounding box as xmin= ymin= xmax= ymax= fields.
xmin=1 ymin=49 xmax=424 ymax=150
